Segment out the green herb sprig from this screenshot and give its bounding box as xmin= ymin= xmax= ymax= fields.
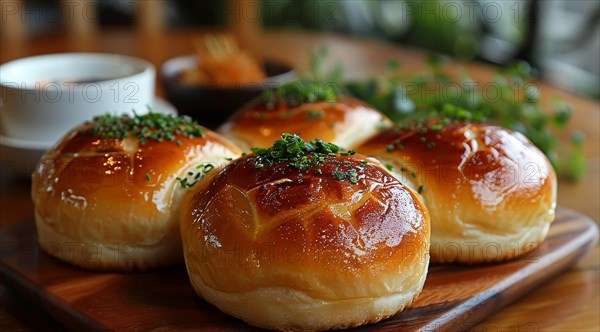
xmin=81 ymin=111 xmax=205 ymax=144
xmin=250 ymin=133 xmax=360 ymax=184
xmin=344 ymin=55 xmax=585 ymax=180
xmin=261 ymin=48 xmax=343 ymax=109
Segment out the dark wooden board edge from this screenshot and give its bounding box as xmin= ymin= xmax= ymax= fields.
xmin=0 ymin=235 xmax=106 ymax=331
xmin=417 ymin=208 xmax=599 ymax=331
xmin=1 ymin=207 xmax=598 ymax=332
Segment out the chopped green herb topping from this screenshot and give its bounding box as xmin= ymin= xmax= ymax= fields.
xmin=262 ymin=81 xmax=340 ymax=109
xmin=386 ymin=142 xmax=406 ymax=153
xmin=430 ymin=123 xmax=444 ymax=131
xmin=81 ymin=112 xmax=205 ymax=145
xmin=332 ymin=171 xmax=346 ymax=181
xmin=250 ymin=133 xmax=362 ymax=184
xmin=176 ymin=163 xmax=215 ymax=188
xmin=418 ymin=184 xmax=425 ymax=194
xmin=145 ymin=173 xmax=151 ymax=181
xmin=260 ymin=48 xmax=342 ymax=109
xmin=347 ymin=168 xmax=359 ymax=184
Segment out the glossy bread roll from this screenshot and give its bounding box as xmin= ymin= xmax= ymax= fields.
xmin=31 ymin=113 xmax=241 ymax=271
xmin=180 ymin=134 xmax=430 ymax=330
xmin=357 ymin=123 xmax=557 ymax=264
xmin=218 ymin=95 xmax=390 ymax=150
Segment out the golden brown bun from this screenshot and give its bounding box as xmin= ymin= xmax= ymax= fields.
xmin=218 ymin=96 xmax=391 ymax=150
xmin=32 ymin=126 xmax=241 ymax=271
xmin=357 ymin=123 xmax=557 ymax=264
xmin=180 ymin=154 xmax=430 ymax=330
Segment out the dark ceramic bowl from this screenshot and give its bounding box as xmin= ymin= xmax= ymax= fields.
xmin=161 ymin=55 xmax=296 ymax=129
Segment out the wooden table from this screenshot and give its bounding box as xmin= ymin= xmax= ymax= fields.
xmin=1 ymin=28 xmax=599 ymax=331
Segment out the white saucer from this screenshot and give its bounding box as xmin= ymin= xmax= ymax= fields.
xmin=0 ymin=96 xmax=177 ymax=178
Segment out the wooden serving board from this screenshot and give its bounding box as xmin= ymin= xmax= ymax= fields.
xmin=0 ymin=207 xmax=597 ymax=331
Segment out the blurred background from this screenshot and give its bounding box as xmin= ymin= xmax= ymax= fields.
xmin=1 ymin=0 xmax=599 ymax=98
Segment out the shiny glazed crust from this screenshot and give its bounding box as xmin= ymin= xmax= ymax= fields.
xmin=180 ymin=154 xmax=430 ymax=330
xmin=218 ymin=96 xmax=391 ymax=150
xmin=357 ymin=123 xmax=557 ymax=264
xmin=31 ymin=127 xmax=241 ymax=271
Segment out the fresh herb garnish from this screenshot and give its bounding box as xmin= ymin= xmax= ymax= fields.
xmin=250 ymin=133 xmax=362 ymax=184
xmin=344 ymin=56 xmax=584 ymax=180
xmin=81 ymin=112 xmax=205 ymax=145
xmin=332 ymin=171 xmax=346 ymax=181
xmin=261 ymin=48 xmax=343 ymax=108
xmin=176 ymin=163 xmax=215 ymax=188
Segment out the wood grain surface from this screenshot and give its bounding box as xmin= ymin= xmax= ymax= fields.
xmin=0 ymin=208 xmax=596 ymax=331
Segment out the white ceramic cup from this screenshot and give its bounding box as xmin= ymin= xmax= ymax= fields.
xmin=0 ymin=53 xmax=155 ymax=143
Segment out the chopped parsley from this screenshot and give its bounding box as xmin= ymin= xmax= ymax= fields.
xmin=250 ymin=133 xmax=362 ymax=184
xmin=80 ymin=112 xmax=205 ymax=144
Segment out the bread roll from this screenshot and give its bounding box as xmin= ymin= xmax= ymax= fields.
xmin=31 ymin=112 xmax=241 ymax=271
xmin=357 ymin=123 xmax=557 ymax=264
xmin=180 ymin=134 xmax=430 ymax=330
xmin=218 ymin=96 xmax=390 ymax=150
